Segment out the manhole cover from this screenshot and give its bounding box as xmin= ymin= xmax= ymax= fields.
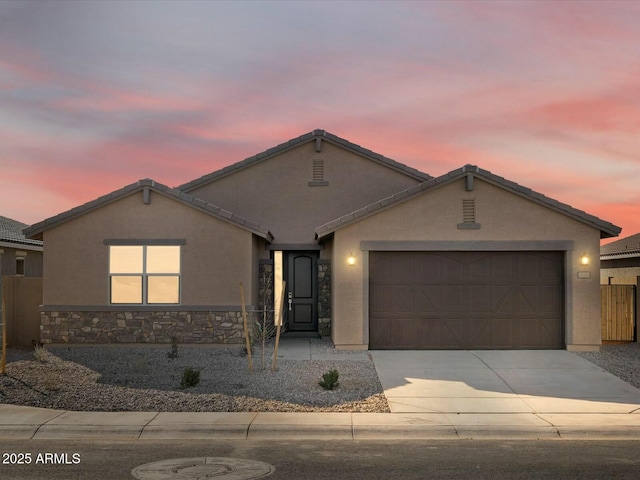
xmin=131 ymin=457 xmax=275 ymax=480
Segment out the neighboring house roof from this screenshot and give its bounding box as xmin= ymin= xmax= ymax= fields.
xmin=0 ymin=215 xmax=43 ymax=249
xmin=178 ymin=129 xmax=432 ymax=192
xmin=315 ymin=164 xmax=622 ymax=240
xmin=600 ymin=233 xmax=640 ymax=260
xmin=23 ymin=179 xmax=274 ymax=242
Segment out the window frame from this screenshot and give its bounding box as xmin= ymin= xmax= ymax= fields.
xmin=109 ymin=244 xmax=181 ymax=305
xmin=15 ymin=256 xmax=25 ymax=276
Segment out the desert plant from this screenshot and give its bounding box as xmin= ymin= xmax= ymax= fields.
xmin=33 ymin=345 xmax=49 ymax=363
xmin=179 ymin=367 xmax=200 ymax=389
xmin=167 ymin=336 xmax=179 ymax=359
xmin=253 ymin=270 xmax=277 ymax=370
xmin=319 ymin=368 xmax=340 ymax=390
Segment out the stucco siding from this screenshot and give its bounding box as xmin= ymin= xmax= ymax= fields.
xmin=42 ymin=189 xmax=256 ymax=307
xmin=188 ymin=141 xmax=422 ymax=244
xmin=601 ymin=267 xmax=640 ymax=285
xmin=330 ymin=177 xmax=602 ymax=350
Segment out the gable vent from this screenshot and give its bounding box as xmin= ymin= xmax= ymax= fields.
xmin=313 ymin=159 xmax=324 ymax=181
xmin=308 ymin=159 xmax=329 ymax=187
xmin=462 ymin=199 xmax=475 ymax=223
xmin=458 ymin=199 xmax=481 ymax=229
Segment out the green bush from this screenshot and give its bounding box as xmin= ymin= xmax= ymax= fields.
xmin=179 ymin=367 xmax=200 ymax=389
xmin=319 ymin=369 xmax=340 ymax=390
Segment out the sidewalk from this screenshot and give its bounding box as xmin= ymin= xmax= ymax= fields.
xmin=3 ymin=404 xmax=640 ymax=440
xmin=3 ymin=339 xmax=640 ymax=441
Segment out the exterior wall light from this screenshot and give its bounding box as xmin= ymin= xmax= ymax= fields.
xmin=580 ymin=254 xmax=590 ymax=266
xmin=347 ymin=253 xmax=356 ymax=266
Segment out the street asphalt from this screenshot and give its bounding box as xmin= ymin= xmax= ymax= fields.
xmin=3 ymin=340 xmax=640 ymax=441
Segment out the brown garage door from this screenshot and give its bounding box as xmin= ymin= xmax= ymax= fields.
xmin=369 ymin=251 xmax=564 ymax=349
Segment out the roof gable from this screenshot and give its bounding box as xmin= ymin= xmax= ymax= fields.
xmin=178 ymin=129 xmax=432 ymax=192
xmin=23 ymin=179 xmax=273 ymax=242
xmin=315 ymin=164 xmax=621 ymax=240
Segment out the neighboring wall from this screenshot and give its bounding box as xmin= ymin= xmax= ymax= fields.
xmin=330 ymin=177 xmax=602 ymax=351
xmin=0 ymin=246 xmax=43 ymax=277
xmin=601 ymin=258 xmax=640 ymax=285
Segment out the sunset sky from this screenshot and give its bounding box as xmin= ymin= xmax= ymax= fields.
xmin=1 ymin=0 xmax=638 ymax=243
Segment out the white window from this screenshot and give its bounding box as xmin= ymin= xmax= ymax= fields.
xmin=109 ymin=245 xmax=180 ymax=304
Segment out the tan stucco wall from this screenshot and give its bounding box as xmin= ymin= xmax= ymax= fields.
xmin=188 ymin=141 xmax=422 ymax=245
xmin=0 ymin=246 xmax=43 ymax=277
xmin=330 ymin=177 xmax=602 ymax=351
xmin=600 ymin=268 xmax=640 ymax=285
xmin=42 ymin=190 xmax=257 ymax=306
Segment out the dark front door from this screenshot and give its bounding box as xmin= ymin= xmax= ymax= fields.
xmin=285 ymin=251 xmax=318 ymax=332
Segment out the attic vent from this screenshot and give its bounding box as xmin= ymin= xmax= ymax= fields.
xmin=462 ymin=199 xmax=475 ymax=223
xmin=313 ymin=159 xmax=324 ymax=181
xmin=308 ymin=159 xmax=329 ymax=187
xmin=457 ymin=199 xmax=481 ymax=230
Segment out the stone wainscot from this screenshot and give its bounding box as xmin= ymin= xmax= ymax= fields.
xmin=40 ymin=310 xmax=248 ymax=344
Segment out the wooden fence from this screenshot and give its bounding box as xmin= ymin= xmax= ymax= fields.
xmin=1 ymin=276 xmax=43 ymax=347
xmin=601 ymin=284 xmax=636 ymax=342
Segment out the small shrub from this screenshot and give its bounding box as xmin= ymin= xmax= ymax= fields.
xmin=167 ymin=337 xmax=179 ymax=359
xmin=319 ymin=369 xmax=340 ymax=390
xmin=179 ymin=367 xmax=201 ymax=389
xmin=33 ymin=345 xmax=49 ymax=363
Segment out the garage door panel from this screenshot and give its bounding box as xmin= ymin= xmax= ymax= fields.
xmin=369 ymin=251 xmax=564 ymax=350
xmin=369 ymin=317 xmax=392 ymax=348
xmin=390 ymin=255 xmax=420 ymax=284
xmin=541 ymin=318 xmax=564 ymax=347
xmin=415 ymin=287 xmax=439 ymax=313
xmin=369 ymin=254 xmax=392 ymax=283
xmin=430 ymin=285 xmax=466 ymax=312
xmin=475 ymin=319 xmax=511 ymax=349
xmin=369 ymin=285 xmax=391 ymax=313
xmin=389 ymin=319 xmax=415 ymax=348
xmin=539 ymin=286 xmax=563 ymax=313
xmin=438 ymin=256 xmax=466 ymax=283
xmin=391 ymin=285 xmax=417 ymax=313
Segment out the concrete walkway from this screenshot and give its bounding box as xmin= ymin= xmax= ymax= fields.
xmin=3 ymin=341 xmax=640 ymax=440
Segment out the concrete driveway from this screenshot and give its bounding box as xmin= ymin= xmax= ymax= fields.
xmin=370 ymin=350 xmax=640 ymax=414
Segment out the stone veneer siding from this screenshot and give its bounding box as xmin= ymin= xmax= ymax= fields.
xmin=40 ymin=310 xmax=247 ymax=344
xmin=318 ymin=260 xmax=331 ymax=337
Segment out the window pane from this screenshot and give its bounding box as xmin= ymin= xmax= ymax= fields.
xmin=111 ymin=276 xmax=142 ymax=303
xmin=110 ymin=246 xmax=143 ymax=273
xmin=147 ymin=246 xmax=180 ymax=274
xmin=148 ymin=276 xmax=180 ymax=304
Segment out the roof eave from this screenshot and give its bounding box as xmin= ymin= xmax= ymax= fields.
xmin=315 ymin=164 xmax=622 ymax=239
xmin=23 ymin=179 xmax=273 ymax=242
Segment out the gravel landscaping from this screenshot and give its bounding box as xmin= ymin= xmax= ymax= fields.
xmin=577 ymin=342 xmax=640 ymax=389
xmin=3 ymin=341 xmax=640 ymax=413
xmin=0 ymin=339 xmax=390 ymax=413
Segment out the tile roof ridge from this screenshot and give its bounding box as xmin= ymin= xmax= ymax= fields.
xmin=178 ymin=129 xmax=431 ymax=192
xmin=23 ymin=178 xmax=273 ymax=242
